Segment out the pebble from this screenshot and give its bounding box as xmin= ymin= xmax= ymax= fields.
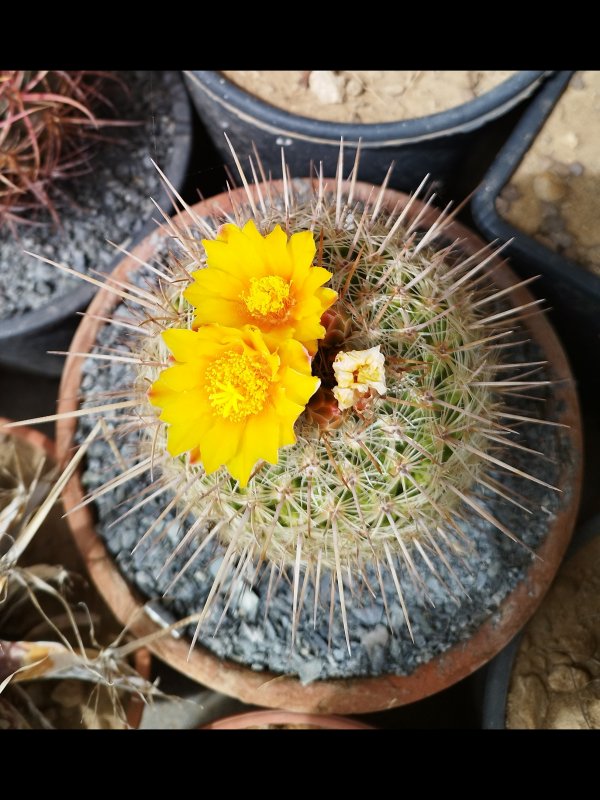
xmin=547 ymin=664 xmax=590 ymax=692
xmin=309 ymin=71 xmax=345 ymax=105
xmin=237 ymin=587 xmax=259 ymax=622
xmin=298 ymin=659 xmax=323 ymax=685
xmin=532 ymin=172 xmax=565 ymax=203
xmin=560 ymin=132 xmax=579 ymax=150
xmin=345 ymin=77 xmax=364 ymax=98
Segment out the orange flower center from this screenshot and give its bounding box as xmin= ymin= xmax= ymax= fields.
xmin=205 ymin=351 xmax=271 ymax=422
xmin=241 ymin=276 xmax=294 ymax=323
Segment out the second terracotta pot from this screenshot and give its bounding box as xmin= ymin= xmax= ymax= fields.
xmin=55 ymin=180 xmax=582 ymax=714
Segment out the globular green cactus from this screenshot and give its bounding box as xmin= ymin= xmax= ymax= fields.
xmin=33 ymin=148 xmax=557 ymax=650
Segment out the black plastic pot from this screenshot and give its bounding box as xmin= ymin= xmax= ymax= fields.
xmin=471 ymin=71 xmax=600 ymax=393
xmin=481 ymin=513 xmax=600 ymax=729
xmin=184 ymin=71 xmax=549 ymax=197
xmin=0 ymin=71 xmax=193 ymax=378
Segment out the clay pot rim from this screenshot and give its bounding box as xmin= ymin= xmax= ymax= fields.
xmin=55 ymin=179 xmax=583 ymax=715
xmin=202 ymin=710 xmax=373 ymax=730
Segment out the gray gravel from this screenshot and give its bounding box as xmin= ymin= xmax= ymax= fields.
xmin=0 ymin=71 xmax=178 ymax=320
xmin=75 ymin=299 xmax=569 ymax=682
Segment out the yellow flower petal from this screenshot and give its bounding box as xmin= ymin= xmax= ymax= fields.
xmin=288 ymin=229 xmax=317 ymax=280
xmin=149 ymin=324 xmax=318 ymax=486
xmin=297 ymin=266 xmax=333 ymax=294
xmin=187 ymin=267 xmax=245 ymax=298
xmin=262 ymin=224 xmax=294 ymax=279
xmin=150 ymin=363 xmax=201 ymax=394
xmin=199 ymin=417 xmax=245 ymax=475
xmin=166 ymin=413 xmax=213 ymax=457
xmin=185 ymin=221 xmax=337 ymax=351
xmin=191 ymin=296 xmax=248 ymax=329
xmin=162 ymin=328 xmax=218 ymax=363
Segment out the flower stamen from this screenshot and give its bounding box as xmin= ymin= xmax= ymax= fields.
xmin=242 ymin=275 xmax=294 ymax=323
xmin=205 ymin=351 xmax=271 ymax=421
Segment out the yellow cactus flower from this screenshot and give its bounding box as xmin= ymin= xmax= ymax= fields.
xmin=184 ymin=220 xmax=337 ymax=354
xmin=148 ymin=324 xmax=320 ymax=487
xmin=332 ymin=345 xmax=387 ymax=410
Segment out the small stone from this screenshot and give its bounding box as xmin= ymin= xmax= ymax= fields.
xmin=308 ymin=71 xmax=345 ymax=105
xmin=585 ymin=699 xmax=600 ymax=728
xmin=502 ymin=184 xmax=521 ymax=203
xmin=499 ymin=192 xmax=543 ymax=235
xmin=345 ymin=76 xmax=364 ymax=98
xmin=569 ymin=161 xmax=585 ymax=176
xmin=547 ymin=664 xmax=590 ymax=692
xmin=532 ymin=172 xmax=566 ymax=203
xmin=360 ymin=624 xmax=389 ymax=652
xmin=495 ymin=197 xmax=510 ymax=216
xmin=507 ymin=674 xmax=549 ymax=728
xmin=333 ymin=647 xmax=347 ymax=662
xmin=552 ymin=161 xmax=572 ymax=178
xmin=237 ymin=588 xmax=259 ymax=623
xmin=560 ymin=132 xmax=578 ymax=150
xmin=298 ymin=658 xmax=323 ymax=685
xmin=135 ymin=570 xmax=157 ymax=596
xmin=546 ymin=701 xmax=589 ymax=729
xmin=552 ymin=231 xmax=574 ymax=250
xmin=352 ymin=604 xmax=383 ymax=627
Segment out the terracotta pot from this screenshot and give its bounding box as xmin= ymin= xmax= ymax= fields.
xmin=0 ymin=418 xmax=151 ymax=729
xmin=55 ymin=181 xmax=583 ymax=714
xmin=202 ymin=710 xmax=373 ymax=729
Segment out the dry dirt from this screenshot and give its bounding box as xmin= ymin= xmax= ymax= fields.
xmin=506 ymin=532 xmax=600 ymax=729
xmin=223 ymin=71 xmax=515 ymax=124
xmin=498 ymin=71 xmax=600 ymax=277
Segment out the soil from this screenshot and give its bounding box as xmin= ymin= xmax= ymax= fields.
xmin=0 ymin=70 xmax=179 ymax=321
xmin=506 ymin=532 xmax=600 ymax=729
xmin=497 ymin=71 xmax=600 ymax=277
xmin=223 ymin=71 xmax=515 ymax=124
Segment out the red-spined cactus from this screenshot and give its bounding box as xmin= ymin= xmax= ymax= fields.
xmin=0 ymin=70 xmax=127 ymax=229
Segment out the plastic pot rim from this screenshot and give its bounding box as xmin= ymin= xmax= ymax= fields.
xmin=185 ymin=70 xmax=550 ymax=148
xmin=471 ymin=69 xmax=600 ymax=299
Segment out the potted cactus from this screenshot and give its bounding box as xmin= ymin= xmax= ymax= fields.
xmin=0 ymin=69 xmax=192 ymax=377
xmin=14 ymin=145 xmax=581 ymax=713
